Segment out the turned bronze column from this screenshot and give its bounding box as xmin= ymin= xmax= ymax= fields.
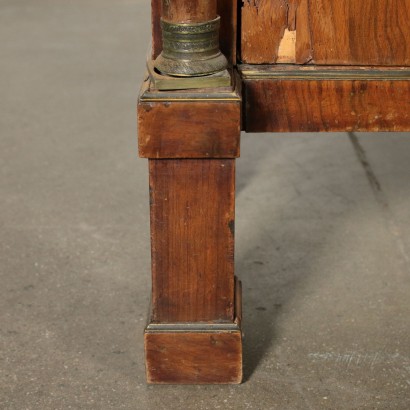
xmin=154 ymin=0 xmax=228 ymax=76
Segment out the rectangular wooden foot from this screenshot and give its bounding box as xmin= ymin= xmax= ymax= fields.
xmin=145 ymin=279 xmax=243 ymax=385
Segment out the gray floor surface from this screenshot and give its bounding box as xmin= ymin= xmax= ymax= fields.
xmin=1 ymin=1 xmax=409 ymax=409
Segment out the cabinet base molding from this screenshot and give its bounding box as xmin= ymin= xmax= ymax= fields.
xmin=240 ymin=64 xmax=410 ymax=132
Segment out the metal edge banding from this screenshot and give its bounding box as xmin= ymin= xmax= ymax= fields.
xmin=139 ymin=83 xmax=241 ymax=102
xmin=145 ymin=322 xmax=241 ymax=333
xmin=145 ymin=60 xmax=232 ymax=91
xmin=161 ymin=17 xmax=221 ymax=35
xmin=239 ymin=65 xmax=410 ymax=81
xmin=140 ymin=96 xmax=241 ymax=102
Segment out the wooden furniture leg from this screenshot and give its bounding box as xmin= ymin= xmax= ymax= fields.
xmin=145 ymin=159 xmax=242 ymax=384
xmin=138 ymin=81 xmax=242 ymax=384
xmin=138 ymin=0 xmax=242 ymax=385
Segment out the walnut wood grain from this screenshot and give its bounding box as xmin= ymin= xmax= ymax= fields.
xmin=295 ymin=0 xmax=312 ymax=63
xmin=241 ymin=0 xmax=410 ymax=65
xmin=245 ymin=82 xmax=410 ymax=132
xmin=162 ymin=0 xmax=217 ymax=22
xmin=242 ymin=67 xmax=410 ymax=132
xmin=218 ymin=0 xmax=238 ymax=64
xmin=149 ymin=159 xmax=235 ymax=323
xmin=145 ymin=278 xmax=243 ymax=384
xmin=151 ymin=0 xmax=162 ymax=60
xmin=309 ymin=0 xmax=410 ymax=65
xmin=241 ymin=0 xmax=311 ymax=64
xmin=138 ymin=100 xmax=241 ymax=158
xmin=241 ymin=0 xmax=288 ymax=64
xmin=145 ymin=330 xmax=242 ymax=384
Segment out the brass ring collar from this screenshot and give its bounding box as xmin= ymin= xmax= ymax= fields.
xmin=154 ymin=16 xmax=228 ymax=77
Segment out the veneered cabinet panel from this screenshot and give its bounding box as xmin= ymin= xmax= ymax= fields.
xmin=241 ymin=0 xmax=410 ymax=65
xmin=241 ymin=0 xmax=312 ymax=64
xmin=310 ymin=0 xmax=410 ymax=65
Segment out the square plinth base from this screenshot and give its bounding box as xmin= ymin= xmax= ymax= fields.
xmin=147 ymin=60 xmax=232 ymax=91
xmin=145 ymin=327 xmax=242 ymax=384
xmin=144 ymin=280 xmax=243 ymax=384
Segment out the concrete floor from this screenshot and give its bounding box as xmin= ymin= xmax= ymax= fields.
xmin=1 ymin=1 xmax=409 ymax=409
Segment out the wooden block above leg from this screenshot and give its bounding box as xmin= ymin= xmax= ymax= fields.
xmin=137 ymin=77 xmax=241 ymax=159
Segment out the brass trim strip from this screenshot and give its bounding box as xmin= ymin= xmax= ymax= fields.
xmin=139 ymin=77 xmax=241 ymax=102
xmin=146 ymin=59 xmax=231 ymax=91
xmin=145 ymin=322 xmax=241 ymax=333
xmin=239 ymin=64 xmax=410 ymax=81
xmin=139 ymin=94 xmax=241 ymax=103
xmin=140 ymin=97 xmax=241 ymax=102
xmin=161 ymin=17 xmax=221 ymax=35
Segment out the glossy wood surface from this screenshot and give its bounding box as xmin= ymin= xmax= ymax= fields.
xmin=149 ymin=159 xmax=235 ymax=323
xmin=310 ymin=0 xmax=410 ymax=65
xmin=241 ymin=0 xmax=410 ymax=65
xmin=151 ymin=0 xmax=162 ymax=59
xmin=145 ymin=330 xmax=242 ymax=384
xmin=162 ymin=0 xmax=217 ymax=22
xmin=218 ymin=0 xmax=238 ymax=64
xmin=145 ymin=278 xmax=242 ymax=385
xmin=242 ymin=66 xmax=410 ymax=132
xmin=138 ymin=97 xmax=241 ymax=159
xmin=241 ymin=0 xmax=307 ymax=64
